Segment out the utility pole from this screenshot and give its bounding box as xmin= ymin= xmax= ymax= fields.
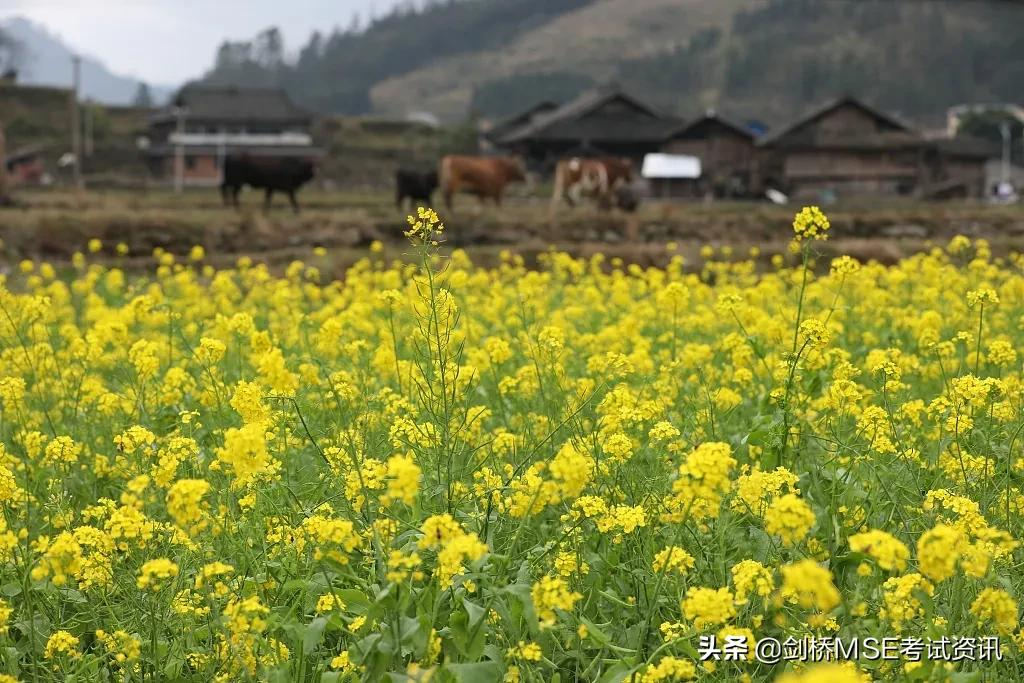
xmin=1000 ymin=121 xmax=1011 ymax=188
xmin=70 ymin=55 xmax=82 ymax=189
xmin=173 ymin=106 xmax=186 ymax=194
xmin=83 ymin=99 xmax=94 ymax=157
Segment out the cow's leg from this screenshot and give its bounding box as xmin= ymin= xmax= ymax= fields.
xmin=288 ymin=190 xmax=300 ymax=213
xmin=232 ymin=186 xmax=241 ymax=208
xmin=220 ymin=183 xmax=230 ymax=207
xmin=396 ymin=189 xmax=404 ymax=211
xmin=443 ymin=188 xmax=454 ymax=210
xmin=264 ymin=188 xmax=273 ymax=212
xmin=550 ymin=166 xmax=564 ymax=216
xmin=568 ymin=183 xmax=581 ymax=207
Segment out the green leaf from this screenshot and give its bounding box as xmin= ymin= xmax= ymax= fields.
xmin=303 ymin=617 xmax=328 ymax=651
xmin=57 ymin=588 xmax=87 ymax=604
xmin=335 ymin=589 xmax=371 ymax=610
xmin=446 ymin=662 xmax=501 ymax=683
xmin=162 ymin=657 xmax=183 ymax=680
xmin=462 ymin=597 xmax=486 ymax=629
xmin=948 ymin=672 xmax=982 ymax=683
xmin=281 ymin=578 xmax=310 ymax=594
xmin=579 ymin=617 xmax=612 ymax=647
xmin=596 ymin=662 xmax=635 ymax=683
xmin=502 ymin=583 xmax=538 ymax=636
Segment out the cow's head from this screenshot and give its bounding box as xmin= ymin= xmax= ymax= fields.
xmin=506 ymin=156 xmax=528 ymax=181
xmin=620 ymin=158 xmax=636 ymax=182
xmin=507 ymin=155 xmax=538 ymax=190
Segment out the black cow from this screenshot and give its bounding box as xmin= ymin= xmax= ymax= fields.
xmin=395 ymin=168 xmax=439 ymax=210
xmin=221 ymin=155 xmax=315 ymax=213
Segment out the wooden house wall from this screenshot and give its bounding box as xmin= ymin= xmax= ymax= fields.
xmin=927 ymin=156 xmax=987 ymax=197
xmin=663 ymin=134 xmax=754 ymax=174
xmin=781 ymin=149 xmax=920 ymax=197
xmin=783 ymin=104 xmax=902 ymax=146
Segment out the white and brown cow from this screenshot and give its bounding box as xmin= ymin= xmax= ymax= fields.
xmin=551 ymin=156 xmax=635 ymax=211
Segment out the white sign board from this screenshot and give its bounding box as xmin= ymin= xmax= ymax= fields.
xmin=641 ymin=153 xmax=701 ymax=179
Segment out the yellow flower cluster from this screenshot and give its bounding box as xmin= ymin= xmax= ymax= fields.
xmin=763 ymin=493 xmax=816 ymax=546
xmin=418 ymin=514 xmax=488 ymax=588
xmin=681 ymin=586 xmax=736 ymax=629
xmin=849 ymin=529 xmax=910 ymax=572
xmin=531 ymin=575 xmax=582 ymax=628
xmin=404 ymin=206 xmax=444 ymax=241
xmin=652 ymin=546 xmax=695 ymax=574
xmin=137 ymin=558 xmax=180 ymax=591
xmin=1 ymin=213 xmax=1023 ymax=679
xmin=791 ymin=204 xmax=831 ymax=241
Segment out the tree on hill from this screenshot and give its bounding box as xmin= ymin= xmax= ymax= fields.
xmin=0 ymin=26 xmax=21 ymax=79
xmin=0 ymin=119 xmax=9 ymax=206
xmin=132 ymin=82 xmax=154 ymax=108
xmin=198 ymin=0 xmax=595 ymax=115
xmin=0 ymin=29 xmax=13 ymax=205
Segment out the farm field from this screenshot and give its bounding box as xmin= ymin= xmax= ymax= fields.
xmin=0 ymin=205 xmax=1021 ymax=680
xmin=2 ymin=188 xmax=1024 ymax=274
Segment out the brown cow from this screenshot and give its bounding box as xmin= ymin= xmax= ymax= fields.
xmin=551 ymin=157 xmax=635 ymax=211
xmin=439 ymin=155 xmax=527 ymax=209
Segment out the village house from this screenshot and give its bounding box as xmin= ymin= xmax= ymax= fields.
xmin=921 ymin=136 xmax=998 ymax=199
xmin=4 ymin=146 xmax=46 ymax=185
xmin=482 ymin=100 xmax=558 ymax=151
xmin=145 ymin=85 xmax=322 ymax=185
xmin=491 ymin=85 xmax=681 ymax=169
xmin=756 ymin=95 xmax=995 ymax=200
xmin=756 ymin=96 xmax=927 ymax=199
xmin=661 ymin=111 xmax=757 ymax=197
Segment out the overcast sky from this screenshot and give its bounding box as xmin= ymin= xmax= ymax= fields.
xmin=0 ymin=0 xmax=410 ymax=86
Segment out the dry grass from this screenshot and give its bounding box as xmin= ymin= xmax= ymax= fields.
xmin=2 ymin=187 xmax=1023 ymax=275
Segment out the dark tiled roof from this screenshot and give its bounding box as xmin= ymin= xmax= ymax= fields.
xmin=147 ymin=144 xmax=325 ymax=158
xmin=4 ymin=145 xmax=45 ymax=166
xmin=759 ymin=95 xmax=917 ymax=147
xmin=667 ymin=112 xmax=756 ymax=141
xmin=153 ymin=85 xmax=312 ymax=125
xmin=486 ymin=101 xmax=559 ymax=142
xmin=496 ymin=86 xmax=681 ymax=145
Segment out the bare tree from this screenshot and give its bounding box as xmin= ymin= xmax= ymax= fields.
xmin=0 ymin=30 xmax=22 ymax=204
xmin=0 ymin=27 xmax=22 ymax=77
xmin=0 ymin=120 xmax=9 ymax=205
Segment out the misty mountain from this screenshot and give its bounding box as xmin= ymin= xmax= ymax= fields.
xmin=196 ymin=0 xmax=1024 ymax=126
xmin=0 ymin=16 xmax=174 ymax=106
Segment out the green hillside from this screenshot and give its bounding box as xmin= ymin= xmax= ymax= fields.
xmin=197 ymin=0 xmax=1024 ymax=126
xmin=0 ymin=82 xmax=151 ymax=182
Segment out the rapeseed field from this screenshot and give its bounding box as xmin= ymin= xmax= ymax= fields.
xmin=0 ymin=207 xmax=1021 ymax=682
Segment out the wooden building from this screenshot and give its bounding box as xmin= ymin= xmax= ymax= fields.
xmin=482 ymin=100 xmax=558 ymax=150
xmin=491 ymin=86 xmax=681 ymax=169
xmin=757 ymin=96 xmax=925 ymax=199
xmin=662 ymin=112 xmax=756 ymax=197
xmin=145 ymin=85 xmax=322 ymax=185
xmin=921 ymin=136 xmax=998 ymax=199
xmin=4 ymin=146 xmax=46 ymax=185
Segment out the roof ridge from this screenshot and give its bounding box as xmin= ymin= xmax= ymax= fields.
xmin=759 ymin=95 xmax=917 ymax=146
